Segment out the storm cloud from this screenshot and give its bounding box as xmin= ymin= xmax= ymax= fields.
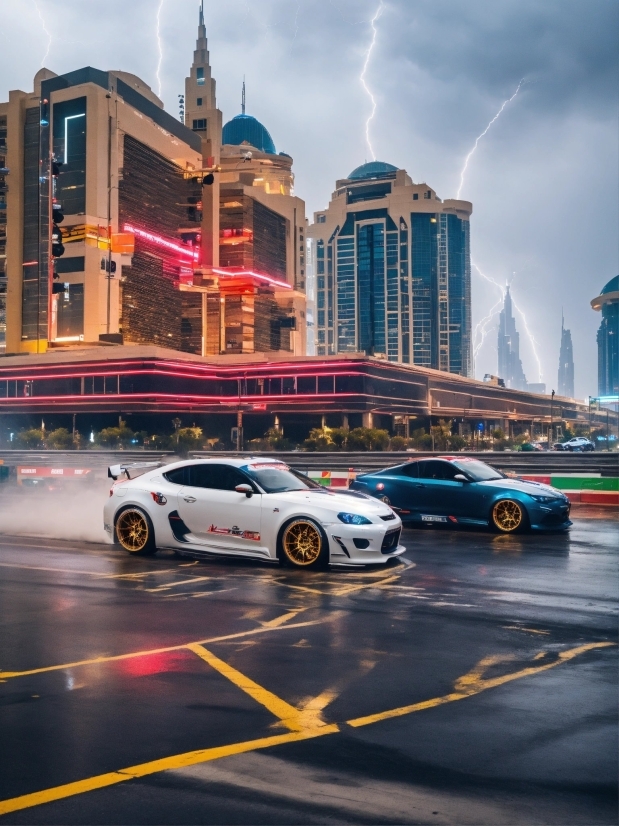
xmin=2 ymin=0 xmax=617 ymax=397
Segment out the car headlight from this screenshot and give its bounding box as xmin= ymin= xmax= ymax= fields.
xmin=529 ymin=494 xmax=559 ymax=503
xmin=337 ymin=512 xmax=372 ymax=525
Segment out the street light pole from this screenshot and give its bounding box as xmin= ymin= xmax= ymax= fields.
xmin=550 ymin=390 xmax=555 ymax=447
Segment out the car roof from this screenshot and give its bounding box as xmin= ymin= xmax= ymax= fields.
xmin=161 ymin=457 xmax=287 ymax=471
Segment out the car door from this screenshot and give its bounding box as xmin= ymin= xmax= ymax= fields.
xmin=177 ymin=464 xmax=263 ymax=552
xmin=379 ymin=462 xmax=427 ymax=518
xmin=415 ymin=460 xmax=475 ymax=522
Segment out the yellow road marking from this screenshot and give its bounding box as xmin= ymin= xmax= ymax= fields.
xmin=0 ymin=561 xmax=179 ymax=582
xmin=334 ymin=574 xmax=401 ymax=597
xmin=188 ymin=643 xmax=310 ymax=732
xmin=260 ymin=608 xmax=308 ymax=628
xmin=0 ymin=618 xmax=331 ymax=681
xmin=0 ymin=642 xmax=613 ymax=817
xmin=99 ymin=569 xmax=178 ymax=580
xmin=270 ymin=580 xmax=326 ymax=596
xmin=347 ymin=642 xmax=615 ymax=727
xmin=0 ymin=729 xmax=337 ymax=818
xmin=146 ymin=576 xmax=213 ymax=591
xmin=502 ymin=625 xmax=550 ymax=635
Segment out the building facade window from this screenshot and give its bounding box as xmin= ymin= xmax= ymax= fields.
xmin=192 ymin=119 xmax=207 ymax=131
xmin=196 ymin=67 xmax=205 ymax=85
xmin=52 ymin=97 xmax=87 ymax=215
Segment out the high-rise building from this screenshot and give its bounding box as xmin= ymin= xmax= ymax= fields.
xmin=557 ymin=314 xmax=574 ymax=398
xmin=0 ymin=3 xmax=307 ymax=357
xmin=307 ymin=162 xmax=472 ymax=375
xmin=2 ymin=66 xmax=203 ymax=354
xmin=498 ymin=287 xmax=528 ymax=391
xmin=591 ymin=276 xmax=619 ymax=397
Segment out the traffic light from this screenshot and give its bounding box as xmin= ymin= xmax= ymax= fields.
xmin=51 ymin=222 xmax=64 ymax=258
xmin=51 ymin=160 xmax=64 ymax=257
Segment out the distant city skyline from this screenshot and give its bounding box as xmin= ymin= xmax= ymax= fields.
xmin=0 ymin=0 xmax=617 ymax=396
xmin=558 ymin=316 xmax=575 ymax=399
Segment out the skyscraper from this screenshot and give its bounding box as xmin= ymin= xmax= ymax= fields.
xmin=557 ymin=315 xmax=574 ymax=398
xmin=497 ymin=287 xmax=528 ymax=391
xmin=591 ymin=276 xmax=619 ymax=397
xmin=0 ymin=3 xmax=307 ymax=357
xmin=307 ymin=162 xmax=472 ymax=375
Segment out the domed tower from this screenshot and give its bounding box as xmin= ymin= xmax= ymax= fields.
xmin=209 ymin=82 xmax=307 ymax=356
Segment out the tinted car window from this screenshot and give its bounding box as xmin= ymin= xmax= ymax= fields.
xmin=418 ymin=460 xmax=459 ymax=480
xmin=392 ymin=463 xmax=419 ymax=478
xmin=188 ymin=464 xmax=250 ymax=491
xmin=163 ymin=465 xmax=190 ymax=485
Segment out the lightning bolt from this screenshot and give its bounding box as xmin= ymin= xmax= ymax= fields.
xmin=155 ymin=0 xmax=165 ymax=100
xmin=471 ymin=259 xmax=504 ymax=371
xmin=360 ymin=1 xmax=384 ymax=161
xmin=472 ymin=260 xmax=543 ymax=383
xmin=511 ymin=295 xmax=543 ymax=382
xmin=456 ymin=79 xmax=525 ymax=199
xmin=289 ymin=1 xmax=301 ymax=52
xmin=34 ymin=0 xmax=52 ymax=67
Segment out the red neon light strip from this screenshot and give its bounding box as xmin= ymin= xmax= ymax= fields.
xmin=0 ymin=368 xmax=363 ymax=383
xmin=0 ymin=392 xmax=361 ymax=404
xmin=123 ymin=223 xmax=199 ymax=261
xmin=212 ymin=268 xmax=292 ymax=290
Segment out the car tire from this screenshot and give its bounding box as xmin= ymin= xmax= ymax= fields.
xmin=491 ymin=499 xmax=528 ymax=533
xmin=278 ymin=517 xmax=328 ymax=569
xmin=115 ymin=507 xmax=157 ymax=556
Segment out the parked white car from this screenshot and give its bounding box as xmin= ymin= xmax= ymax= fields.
xmin=557 ymin=437 xmax=595 ymax=452
xmin=104 ymin=458 xmax=404 ymax=569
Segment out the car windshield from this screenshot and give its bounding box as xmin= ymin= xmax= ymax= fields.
xmin=242 ymin=463 xmax=322 ymax=493
xmin=451 ymin=459 xmax=505 ymax=482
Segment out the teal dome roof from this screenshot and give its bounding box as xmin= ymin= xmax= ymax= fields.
xmin=222 ymin=114 xmax=276 ymax=155
xmin=601 ymin=276 xmax=619 ymax=295
xmin=348 ymin=161 xmax=398 ymax=180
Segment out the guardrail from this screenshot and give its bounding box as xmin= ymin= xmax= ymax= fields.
xmin=0 ymin=449 xmax=616 ymax=476
xmin=192 ymin=450 xmax=619 ymax=477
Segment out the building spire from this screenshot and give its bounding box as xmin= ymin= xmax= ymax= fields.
xmin=242 ymin=78 xmax=246 ymax=115
xmin=199 ymin=0 xmax=204 ymax=27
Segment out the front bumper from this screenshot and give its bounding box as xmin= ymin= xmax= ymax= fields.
xmin=529 ymin=499 xmax=572 ymax=531
xmin=325 ymin=521 xmax=405 ymax=564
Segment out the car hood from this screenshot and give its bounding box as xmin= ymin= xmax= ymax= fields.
xmin=272 ymin=488 xmax=395 ymax=518
xmin=479 ymin=478 xmax=565 ymax=498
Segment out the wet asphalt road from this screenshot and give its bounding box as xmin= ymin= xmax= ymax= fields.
xmin=0 ymin=508 xmax=617 ymax=825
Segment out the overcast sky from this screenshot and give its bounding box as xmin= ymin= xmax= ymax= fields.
xmin=2 ymin=0 xmax=617 ymax=398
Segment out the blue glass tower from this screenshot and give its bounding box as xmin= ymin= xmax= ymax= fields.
xmin=309 ymin=163 xmax=472 ymax=376
xmin=592 ymin=276 xmax=619 ymax=397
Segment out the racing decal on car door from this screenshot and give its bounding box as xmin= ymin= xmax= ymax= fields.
xmin=207 ymin=524 xmax=261 ymax=541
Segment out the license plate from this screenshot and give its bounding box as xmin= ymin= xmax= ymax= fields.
xmin=421 ymin=515 xmax=448 ymax=523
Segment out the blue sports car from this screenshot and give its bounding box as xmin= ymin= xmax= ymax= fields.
xmin=350 ymin=456 xmax=572 ymax=533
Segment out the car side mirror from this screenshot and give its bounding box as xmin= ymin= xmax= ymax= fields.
xmin=235 ymin=483 xmax=254 ymax=498
xmin=453 ymin=474 xmax=469 ymax=483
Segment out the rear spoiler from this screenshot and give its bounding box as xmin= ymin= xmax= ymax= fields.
xmin=108 ymin=462 xmax=163 ymax=481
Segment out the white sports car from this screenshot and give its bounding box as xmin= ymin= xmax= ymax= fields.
xmin=104 ymin=458 xmax=404 ymax=569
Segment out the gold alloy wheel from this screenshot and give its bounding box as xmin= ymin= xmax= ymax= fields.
xmin=282 ymin=519 xmax=323 ymax=566
xmin=492 ymin=499 xmax=524 ymax=533
xmin=116 ymin=509 xmax=150 ymax=553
